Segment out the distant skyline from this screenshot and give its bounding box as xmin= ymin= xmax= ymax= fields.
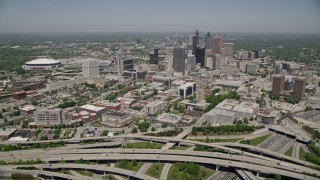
xmin=0 ymin=0 xmax=319 ymax=33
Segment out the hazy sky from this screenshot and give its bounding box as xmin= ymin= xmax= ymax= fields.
xmin=0 ymin=0 xmax=319 ymax=33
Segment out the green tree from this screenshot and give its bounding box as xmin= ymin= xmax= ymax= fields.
xmin=131 ymin=127 xmax=138 ymax=133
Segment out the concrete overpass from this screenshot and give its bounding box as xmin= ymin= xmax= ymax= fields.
xmin=0 ymin=166 xmax=78 ymax=180
xmin=0 ymin=149 xmax=319 ymax=179
xmin=0 ymin=134 xmax=314 ymax=166
xmin=1 ymin=148 xmax=318 ymax=177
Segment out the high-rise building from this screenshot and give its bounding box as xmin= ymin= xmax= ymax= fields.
xmin=246 ymin=64 xmax=256 ymax=74
xmin=187 ymin=53 xmax=196 ymax=71
xmin=195 ymin=29 xmax=200 ymax=44
xmin=224 ymin=43 xmax=234 ymax=57
xmin=213 ymin=34 xmax=223 ymax=55
xmin=173 ymin=47 xmax=185 ymax=75
xmin=205 ymin=32 xmax=213 ymax=50
xmin=196 ymin=47 xmax=205 ymax=67
xmin=293 ymin=77 xmax=307 ymax=99
xmin=252 ymin=49 xmax=259 ymax=59
xmin=82 ymin=59 xmax=100 ymax=78
xmin=213 ymin=54 xmax=221 ymax=70
xmin=192 ymin=35 xmax=198 ymax=55
xmin=272 ymin=74 xmax=285 ymax=96
xmin=250 ymin=51 xmax=255 ymax=60
xmin=149 ymin=48 xmax=159 ymax=65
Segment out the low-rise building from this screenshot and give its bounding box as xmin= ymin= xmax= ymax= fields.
xmin=256 ymin=108 xmax=279 ymax=124
xmin=155 ymin=113 xmax=181 ymax=125
xmin=0 ymin=128 xmax=17 ymax=141
xmin=33 ymin=108 xmax=64 ymax=127
xmin=26 ymin=93 xmax=45 ymax=102
xmin=80 ymin=104 xmax=106 ymax=114
xmin=20 ymin=106 xmax=36 ymax=115
xmin=102 ymin=111 xmax=132 ymax=127
xmin=146 ymin=101 xmax=165 ymax=116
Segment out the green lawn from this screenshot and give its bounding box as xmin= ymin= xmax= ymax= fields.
xmin=168 ymin=163 xmax=215 ymax=180
xmin=170 ymin=145 xmax=192 ymax=150
xmin=249 ymin=134 xmax=271 ymax=146
xmin=284 ymin=146 xmax=294 ymax=156
xmin=116 ymin=160 xmax=145 ymax=172
xmin=76 ymin=170 xmax=94 ymax=177
xmin=146 ymin=163 xmax=165 ymax=179
xmin=240 ymin=134 xmax=271 ymax=146
xmin=123 ymin=142 xmax=163 ymax=149
xmin=193 ymin=138 xmax=243 ymax=143
xmin=299 ymin=147 xmax=307 ymax=161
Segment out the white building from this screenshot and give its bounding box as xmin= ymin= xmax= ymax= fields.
xmin=34 ymin=108 xmax=64 ymax=127
xmin=82 ymin=59 xmax=100 ymax=78
xmin=23 ymin=58 xmax=62 ymax=70
xmin=213 ymin=54 xmax=221 ymax=70
xmin=146 ymin=101 xmax=165 ymax=116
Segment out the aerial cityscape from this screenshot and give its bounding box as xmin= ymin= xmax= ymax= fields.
xmin=0 ymin=0 xmax=320 ymax=180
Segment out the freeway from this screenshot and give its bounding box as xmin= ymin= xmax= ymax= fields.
xmin=0 ymin=134 xmax=313 ymax=167
xmin=1 ymin=148 xmax=315 ymax=175
xmin=0 ymin=166 xmax=78 ymax=180
xmin=208 ymin=171 xmax=237 ymax=180
xmin=0 ymin=149 xmax=318 ymax=179
xmin=42 ymin=163 xmax=158 ymax=180
xmin=234 ymin=168 xmax=257 ymax=180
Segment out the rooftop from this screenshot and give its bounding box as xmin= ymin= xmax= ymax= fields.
xmin=25 ymin=58 xmax=61 ymax=65
xmin=81 ymin=104 xmax=105 ymax=112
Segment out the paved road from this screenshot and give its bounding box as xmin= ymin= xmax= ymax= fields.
xmin=293 ymin=142 xmax=300 ymax=159
xmin=20 ymin=153 xmax=320 ymax=179
xmin=209 ymin=171 xmax=237 ymax=180
xmin=160 ymin=163 xmax=172 ymax=180
xmin=0 ymin=134 xmax=312 ymax=167
xmin=0 ymin=166 xmax=78 ymax=180
xmin=138 ymin=163 xmax=152 ymax=174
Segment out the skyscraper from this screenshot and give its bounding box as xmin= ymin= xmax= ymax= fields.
xmin=173 ymin=47 xmax=185 ymax=75
xmin=149 ymin=48 xmax=159 ymax=65
xmin=195 ymin=29 xmax=200 ymax=44
xmin=213 ymin=34 xmax=223 ymax=55
xmin=82 ymin=59 xmax=100 ymax=78
xmin=293 ymin=77 xmax=307 ymax=99
xmin=284 ymin=76 xmax=293 ymax=91
xmin=213 ymin=54 xmax=221 ymax=70
xmin=196 ymin=47 xmax=205 ymax=67
xmin=192 ymin=35 xmax=198 ymax=55
xmin=224 ymin=43 xmax=234 ymax=57
xmin=205 ymin=32 xmax=213 ymax=50
xmin=272 ymin=74 xmax=285 ymax=96
xmin=187 ymin=53 xmax=196 ymax=71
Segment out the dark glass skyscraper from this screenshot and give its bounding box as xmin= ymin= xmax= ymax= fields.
xmin=149 ymin=48 xmax=159 ymax=65
xmin=196 ymin=47 xmax=205 ymax=67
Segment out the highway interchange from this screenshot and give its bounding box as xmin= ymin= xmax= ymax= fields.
xmin=0 ymin=131 xmax=319 ymax=180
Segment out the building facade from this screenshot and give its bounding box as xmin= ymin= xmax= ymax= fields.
xmin=293 ymin=77 xmax=307 ymax=99
xmin=272 ymin=74 xmax=285 ymax=96
xmin=34 ymin=108 xmax=64 ymax=127
xmin=82 ymin=59 xmax=100 ymax=78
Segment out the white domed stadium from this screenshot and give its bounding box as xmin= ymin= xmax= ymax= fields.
xmin=23 ymin=58 xmax=62 ymax=70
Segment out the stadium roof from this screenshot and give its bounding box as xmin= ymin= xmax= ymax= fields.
xmin=25 ymin=58 xmax=61 ymax=65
